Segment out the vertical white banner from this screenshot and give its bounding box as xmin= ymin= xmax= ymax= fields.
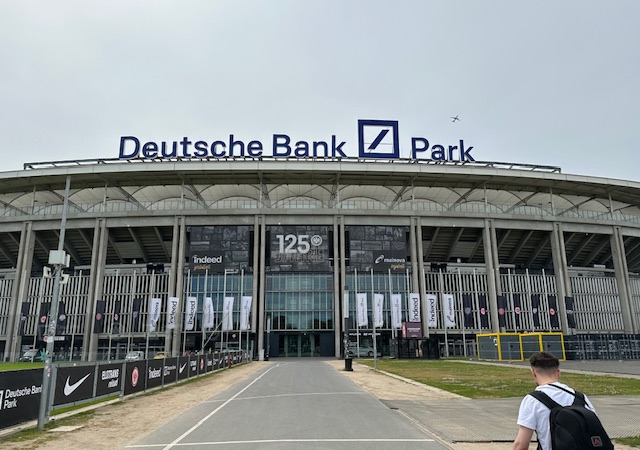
xmin=184 ymin=296 xmax=197 ymax=331
xmin=166 ymin=296 xmax=180 ymax=330
xmin=356 ymin=293 xmax=368 ymax=327
xmin=148 ymin=297 xmax=161 ymax=332
xmin=426 ymin=294 xmax=438 ymax=327
xmin=443 ymin=294 xmax=456 ymax=328
xmin=373 ymin=293 xmax=384 ymax=328
xmin=223 ymin=296 xmax=234 ymax=331
xmin=390 ymin=294 xmax=402 ymax=329
xmin=240 ymin=295 xmax=252 ymax=331
xmin=203 ymin=297 xmax=214 ymax=329
xmin=408 ymin=293 xmax=421 ymax=322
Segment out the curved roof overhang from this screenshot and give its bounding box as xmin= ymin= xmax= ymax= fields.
xmin=1 ymin=158 xmax=639 ymax=207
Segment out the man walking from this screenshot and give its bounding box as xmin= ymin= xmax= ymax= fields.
xmin=512 ymin=352 xmax=597 ymax=450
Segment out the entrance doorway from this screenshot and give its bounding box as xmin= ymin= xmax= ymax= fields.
xmin=278 ymin=333 xmax=320 ymax=357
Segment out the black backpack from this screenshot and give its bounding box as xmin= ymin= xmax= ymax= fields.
xmin=529 ymin=384 xmax=613 ymax=450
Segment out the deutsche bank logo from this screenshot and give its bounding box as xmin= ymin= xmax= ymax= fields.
xmin=358 ymin=119 xmax=399 ymax=159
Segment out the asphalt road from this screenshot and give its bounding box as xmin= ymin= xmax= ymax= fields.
xmin=127 ymin=359 xmax=451 ymax=450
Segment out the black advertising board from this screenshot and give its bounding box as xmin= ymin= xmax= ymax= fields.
xmin=348 ymin=225 xmax=408 ymax=272
xmin=189 ymin=355 xmax=198 ymax=377
xmin=54 ymin=365 xmax=95 ymax=406
xmin=198 ymin=355 xmax=206 ymax=375
xmin=163 ymin=357 xmax=178 ymax=385
xmin=177 ymin=357 xmax=189 ymax=381
xmin=267 ymin=225 xmax=331 ymax=272
xmin=95 ymin=363 xmax=123 ymax=397
xmin=206 ymin=353 xmax=214 ymax=372
xmin=124 ymin=360 xmax=147 ymax=395
xmin=0 ymin=369 xmax=42 ymax=429
xmin=146 ymin=359 xmax=164 ymax=390
xmin=188 ymin=225 xmax=252 ymax=273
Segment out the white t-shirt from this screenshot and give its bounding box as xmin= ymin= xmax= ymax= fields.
xmin=516 ymin=382 xmax=596 ymax=450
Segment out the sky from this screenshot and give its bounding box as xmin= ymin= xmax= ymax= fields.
xmin=1 ymin=1 xmax=639 ymax=181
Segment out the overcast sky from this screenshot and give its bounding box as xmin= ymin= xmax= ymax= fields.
xmin=1 ymin=1 xmax=638 ymax=181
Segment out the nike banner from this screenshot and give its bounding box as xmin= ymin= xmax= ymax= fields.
xmin=356 ymin=293 xmax=368 ymax=327
xmin=408 ymin=293 xmax=421 ymax=322
xmin=373 ymin=293 xmax=384 ymax=328
xmin=176 ymin=356 xmax=189 ymax=381
xmin=93 ymin=300 xmax=106 ymax=333
xmin=390 ymin=294 xmax=402 ymax=329
xmin=166 ymin=296 xmax=180 ymax=330
xmin=112 ymin=300 xmax=121 ymax=334
xmin=240 ymin=295 xmax=252 ymax=331
xmin=148 ymin=297 xmax=162 ymax=332
xmin=443 ymin=294 xmax=456 ymax=328
xmin=426 ymin=294 xmax=438 ymax=327
xmin=222 ymin=296 xmax=234 ymax=331
xmin=184 ymin=296 xmax=197 ymax=331
xmin=54 ymin=365 xmax=95 ymax=406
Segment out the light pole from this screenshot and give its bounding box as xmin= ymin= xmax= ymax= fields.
xmin=37 ymin=176 xmax=71 ymax=430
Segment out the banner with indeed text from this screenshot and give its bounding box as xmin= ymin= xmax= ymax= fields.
xmin=426 ymin=294 xmax=438 ymax=327
xmin=184 ymin=297 xmax=197 ymax=331
xmin=408 ymin=293 xmax=421 ymax=322
xmin=166 ymin=297 xmax=180 ymax=330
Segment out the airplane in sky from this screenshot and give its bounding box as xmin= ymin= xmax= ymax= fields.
xmin=451 ymin=116 xmax=460 ymax=122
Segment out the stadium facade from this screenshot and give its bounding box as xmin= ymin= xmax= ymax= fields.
xmin=1 ymin=124 xmax=640 ymax=362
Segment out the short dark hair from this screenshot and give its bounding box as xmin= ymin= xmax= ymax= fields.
xmin=529 ymin=352 xmax=559 ymax=372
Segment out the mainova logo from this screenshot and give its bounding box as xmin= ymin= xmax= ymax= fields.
xmin=118 ymin=120 xmax=474 ymax=162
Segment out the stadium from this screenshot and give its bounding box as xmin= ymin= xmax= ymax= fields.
xmin=1 ymin=121 xmax=640 ymax=362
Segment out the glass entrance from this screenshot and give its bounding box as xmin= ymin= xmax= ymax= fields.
xmin=279 ymin=333 xmax=320 ymax=357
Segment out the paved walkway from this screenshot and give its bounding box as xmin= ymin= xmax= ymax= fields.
xmin=379 ymin=359 xmax=640 ymax=443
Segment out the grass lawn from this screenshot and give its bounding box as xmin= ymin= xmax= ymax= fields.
xmin=0 ymin=362 xmax=44 ymax=372
xmin=356 ymin=359 xmax=640 ymax=399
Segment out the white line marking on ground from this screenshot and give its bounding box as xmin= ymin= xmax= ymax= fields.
xmin=128 ymin=438 xmax=436 ymax=448
xmin=157 ymin=365 xmax=277 ymax=450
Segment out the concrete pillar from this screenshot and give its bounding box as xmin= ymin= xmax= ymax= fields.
xmin=611 ymin=227 xmax=637 ymax=333
xmin=85 ymin=219 xmax=108 ymax=361
xmin=415 ymin=218 xmax=428 ymax=337
xmin=167 ymin=216 xmax=180 ymax=355
xmin=7 ymin=222 xmax=35 ymax=361
xmin=333 ymin=215 xmax=341 ymax=356
xmin=251 ymin=215 xmax=260 ymax=355
xmin=483 ymin=219 xmax=500 ymax=332
xmin=550 ymin=223 xmax=571 ymax=333
xmin=173 ymin=216 xmax=187 ymax=354
xmin=257 ymin=216 xmax=266 ymax=359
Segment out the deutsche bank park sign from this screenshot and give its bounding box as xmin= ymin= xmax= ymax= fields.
xmin=118 ymin=119 xmax=475 ymax=163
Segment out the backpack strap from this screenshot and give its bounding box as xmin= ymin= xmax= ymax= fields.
xmin=547 ymin=384 xmax=587 ymax=407
xmin=528 ymin=390 xmax=561 ymax=410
